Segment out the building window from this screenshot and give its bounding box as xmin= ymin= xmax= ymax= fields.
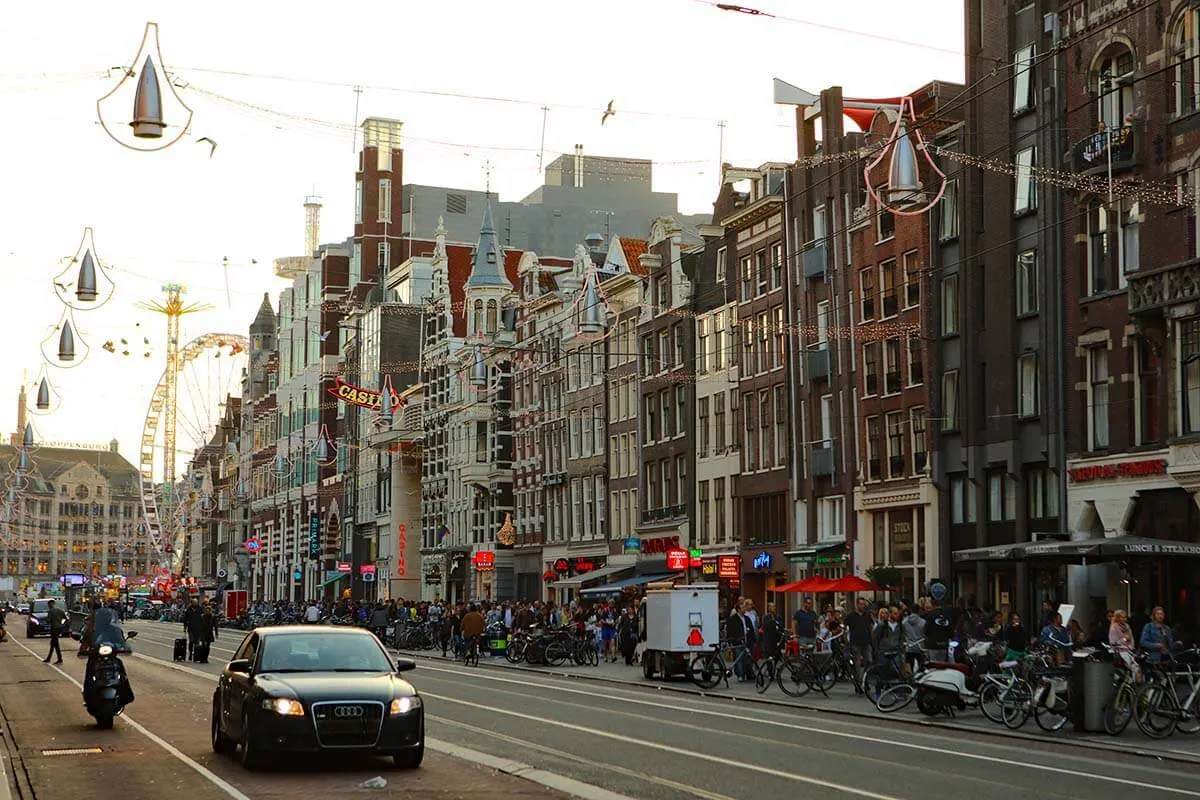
xmin=644 ymin=395 xmax=656 ymax=441
xmin=446 ymin=193 xmax=468 ymax=215
xmin=949 ymin=474 xmax=976 ymax=524
xmin=1087 ymin=202 xmax=1110 ymax=295
xmin=883 ymin=338 xmax=902 ymax=395
xmin=863 ymin=342 xmax=879 ymax=396
xmin=903 ymin=250 xmax=921 ymax=309
xmin=740 ymin=256 xmax=753 ymax=301
xmin=378 ymin=179 xmax=392 ymax=223
xmin=757 ymin=312 xmax=770 ymax=374
xmin=880 ymin=259 xmax=898 ymax=317
xmin=771 ymin=242 xmax=783 ymax=290
xmin=697 ymin=318 xmax=709 ymax=374
xmin=676 ymin=385 xmax=687 ymax=434
xmin=939 ymin=178 xmax=959 ymax=240
xmin=818 ymin=496 xmax=845 ymax=540
xmin=941 ymin=370 xmax=959 ymax=431
xmin=1018 ymin=352 xmax=1039 ymax=418
xmin=1016 ymin=250 xmax=1038 ymax=316
xmin=1120 ymin=199 xmax=1140 ymax=283
xmin=698 ymin=481 xmax=710 ymax=545
xmin=774 ymin=307 xmax=786 ymax=369
xmin=713 ymin=311 xmax=725 ymax=371
xmin=716 ymin=247 xmax=727 ymax=284
xmin=812 ymin=204 xmax=827 ymax=242
xmin=774 ymin=385 xmax=787 ymax=467
xmin=1027 ymin=466 xmax=1059 ymax=521
xmin=744 ymin=391 xmax=758 ymax=471
xmin=1098 ymin=49 xmax=1135 ymax=129
xmin=714 ymin=392 xmax=726 ymax=451
xmin=876 ymin=188 xmax=895 ymax=241
xmin=714 ymin=478 xmax=726 ymax=543
xmin=866 ymin=416 xmax=881 ymax=481
xmin=987 ymin=472 xmax=1018 ymax=522
xmin=907 ymin=336 xmax=923 ymax=387
xmin=1013 ymin=44 xmax=1035 ymax=113
xmin=910 ymin=407 xmax=927 ymax=473
xmin=815 ymin=301 xmax=830 ymax=350
xmin=661 ymin=390 xmax=673 ymax=438
xmin=1088 ymin=346 xmax=1110 ymax=449
xmin=675 ymin=455 xmax=687 ymax=508
xmin=941 ymin=274 xmax=959 ymax=336
xmin=698 ymin=396 xmax=710 ymax=456
xmin=1014 ymin=147 xmax=1036 ymax=214
xmin=1136 ymin=337 xmax=1161 ymax=445
xmin=860 ymin=268 xmax=876 ymax=320
xmin=354 ymin=180 xmax=363 ymax=224
xmin=378 ymin=241 xmax=391 ymax=274
xmin=1182 ymin=318 xmax=1200 ymax=435
xmin=886 ymin=412 xmax=905 ymax=478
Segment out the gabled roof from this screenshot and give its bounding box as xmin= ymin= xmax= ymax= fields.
xmin=0 ymin=444 xmax=140 ymax=495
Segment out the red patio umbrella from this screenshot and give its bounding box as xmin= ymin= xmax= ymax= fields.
xmin=776 ymin=575 xmax=837 ymax=593
xmin=825 ymin=575 xmax=880 ymax=593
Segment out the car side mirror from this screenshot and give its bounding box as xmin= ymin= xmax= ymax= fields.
xmin=126 ymin=631 xmax=138 ymax=639
xmin=228 ymin=658 xmax=253 ymax=674
xmin=394 ymin=657 xmax=417 ymax=673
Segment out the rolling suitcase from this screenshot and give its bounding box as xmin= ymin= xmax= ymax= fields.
xmin=173 ymin=638 xmax=187 ymax=662
xmin=192 ymin=641 xmax=210 ymax=663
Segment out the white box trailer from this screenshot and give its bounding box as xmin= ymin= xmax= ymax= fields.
xmin=640 ymin=583 xmax=719 ymax=680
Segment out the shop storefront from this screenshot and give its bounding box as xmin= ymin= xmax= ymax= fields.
xmin=513 ymin=552 xmax=541 ymax=602
xmin=783 ymin=541 xmax=852 ymax=613
xmin=740 ymin=547 xmax=788 ymax=613
xmin=548 ymin=555 xmax=625 ymax=604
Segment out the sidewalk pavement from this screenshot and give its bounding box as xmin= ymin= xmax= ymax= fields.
xmin=395 ymin=645 xmax=1200 ymax=766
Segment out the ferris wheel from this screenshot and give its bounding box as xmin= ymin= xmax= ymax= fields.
xmin=137 ymin=328 xmax=247 ymax=568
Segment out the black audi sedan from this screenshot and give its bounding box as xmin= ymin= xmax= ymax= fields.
xmin=210 ymin=626 xmax=424 ymax=770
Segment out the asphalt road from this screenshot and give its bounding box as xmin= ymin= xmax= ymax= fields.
xmin=0 ymin=624 xmax=572 ymax=800
xmin=123 ymin=621 xmax=1200 ymax=800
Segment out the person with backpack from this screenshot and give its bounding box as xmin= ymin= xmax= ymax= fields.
xmin=923 ymin=598 xmax=953 ymax=663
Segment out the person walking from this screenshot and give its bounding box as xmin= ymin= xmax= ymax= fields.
xmin=182 ymin=598 xmax=204 ymax=661
xmin=43 ymin=599 xmax=66 ymax=664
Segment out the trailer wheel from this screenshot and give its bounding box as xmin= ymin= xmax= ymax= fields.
xmin=643 ymin=651 xmax=656 ymax=679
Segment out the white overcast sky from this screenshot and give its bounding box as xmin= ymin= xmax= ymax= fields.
xmin=0 ymin=0 xmax=962 ymax=476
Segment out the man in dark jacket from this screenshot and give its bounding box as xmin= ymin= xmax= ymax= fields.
xmin=182 ymin=599 xmax=204 ymax=661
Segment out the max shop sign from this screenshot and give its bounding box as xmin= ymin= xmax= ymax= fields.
xmin=1068 ymin=459 xmax=1167 ymax=483
xmin=473 ymin=551 xmax=496 ymax=572
xmin=640 ymin=535 xmax=681 ymax=555
xmin=752 ymin=551 xmax=773 ymax=570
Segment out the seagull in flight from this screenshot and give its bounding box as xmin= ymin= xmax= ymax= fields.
xmin=601 ymin=100 xmax=615 ymax=126
xmin=319 ymin=331 xmax=331 ymax=342
xmin=197 ymin=137 xmax=218 ymax=158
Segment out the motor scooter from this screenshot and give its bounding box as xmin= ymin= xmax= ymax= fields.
xmin=913 ymin=639 xmax=995 ymax=717
xmin=79 ymin=629 xmax=138 ymax=729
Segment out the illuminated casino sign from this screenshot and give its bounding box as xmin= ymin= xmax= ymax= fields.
xmin=326 ymin=377 xmax=403 ymax=412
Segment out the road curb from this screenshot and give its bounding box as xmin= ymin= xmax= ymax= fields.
xmin=399 ymin=649 xmax=1200 ymax=767
xmin=426 ymin=739 xmax=635 ymax=800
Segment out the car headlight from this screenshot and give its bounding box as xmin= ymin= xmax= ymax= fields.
xmin=263 ymin=697 xmax=304 ymax=716
xmin=97 ymin=644 xmax=114 ymax=656
xmin=389 ymin=696 xmax=422 ymax=715
xmin=29 ymin=618 xmax=40 ymax=626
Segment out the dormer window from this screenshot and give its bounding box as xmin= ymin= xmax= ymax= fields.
xmin=487 ymin=252 xmax=497 ymax=264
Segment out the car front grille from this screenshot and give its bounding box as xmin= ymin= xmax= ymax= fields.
xmin=311 ymin=701 xmax=385 ymax=748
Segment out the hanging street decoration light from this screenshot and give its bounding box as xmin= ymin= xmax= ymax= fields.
xmin=379 ymin=375 xmax=395 ymax=425
xmin=273 ymin=453 xmax=289 ymax=478
xmin=36 ymin=375 xmax=52 ymax=410
xmin=311 ymin=425 xmax=338 ymax=467
xmin=96 ymin=22 xmax=194 ymax=151
xmin=41 ymin=307 xmax=90 ymax=369
xmin=470 ymin=340 xmax=488 ymax=389
xmin=53 ymin=228 xmax=116 ymax=309
xmin=863 ymin=96 xmax=947 ymax=217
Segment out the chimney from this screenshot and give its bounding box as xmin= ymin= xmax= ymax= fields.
xmin=574 ymin=144 xmax=584 ymax=188
xmin=11 ymin=385 xmax=27 ymax=447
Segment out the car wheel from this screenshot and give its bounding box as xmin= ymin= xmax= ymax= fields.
xmin=211 ymin=702 xmax=235 ymax=756
xmin=25 ymin=629 xmax=32 ymax=639
xmin=393 ymin=741 xmax=424 ymax=769
xmin=239 ymin=711 xmax=263 ymax=770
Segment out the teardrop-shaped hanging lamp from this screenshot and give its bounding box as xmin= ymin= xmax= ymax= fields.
xmin=579 ymin=277 xmax=605 ymax=334
xmin=225 ymin=440 xmax=238 ymax=458
xmin=76 ymin=251 xmax=98 ymax=302
xmin=36 ymin=377 xmax=50 ymax=410
xmin=380 ymin=376 xmax=394 ymax=419
xmin=274 ymin=454 xmax=287 ymax=476
xmin=130 ymin=55 xmax=165 ymax=139
xmin=17 ymin=450 xmax=30 ymax=472
xmin=23 ymin=422 xmax=34 ymax=448
xmin=58 ymin=320 xmax=76 ymax=361
xmin=313 ymin=436 xmax=329 ymax=463
xmin=886 ymin=115 xmax=923 ymax=206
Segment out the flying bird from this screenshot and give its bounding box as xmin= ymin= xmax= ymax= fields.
xmin=54 ymin=281 xmax=73 ymax=292
xmin=319 ymin=331 xmax=331 ymax=342
xmin=197 ymin=137 xmax=218 ymax=158
xmin=601 ymin=100 xmax=616 ymax=126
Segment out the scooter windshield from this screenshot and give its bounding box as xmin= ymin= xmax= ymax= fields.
xmin=92 ymin=608 xmax=128 ymax=650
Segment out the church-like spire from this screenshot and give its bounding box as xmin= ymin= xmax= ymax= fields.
xmin=465 ymin=203 xmax=512 ymax=289
xmin=250 ymin=292 xmax=276 ymax=335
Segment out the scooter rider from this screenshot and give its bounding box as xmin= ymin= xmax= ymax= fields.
xmin=83 ymin=607 xmax=135 ymax=709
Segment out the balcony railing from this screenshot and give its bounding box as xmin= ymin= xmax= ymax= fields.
xmin=807 ymin=347 xmax=831 ymax=381
xmin=811 ymin=443 xmax=835 ymax=476
xmin=1068 ymin=122 xmax=1140 ymax=177
xmin=1128 ymin=257 xmax=1200 ymax=315
xmin=803 ymin=242 xmax=828 ymax=279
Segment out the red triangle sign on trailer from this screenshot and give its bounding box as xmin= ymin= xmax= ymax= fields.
xmin=686 ymin=628 xmax=704 ymax=646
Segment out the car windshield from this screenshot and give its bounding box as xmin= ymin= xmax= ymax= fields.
xmin=258 ymin=633 xmax=393 ymax=673
xmin=31 ymin=600 xmax=50 ymax=615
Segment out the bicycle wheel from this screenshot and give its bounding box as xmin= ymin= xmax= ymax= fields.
xmin=586 ymin=644 xmax=599 ymax=667
xmin=1001 ymin=679 xmax=1033 ymax=730
xmin=464 ymin=642 xmax=479 ymax=667
xmin=545 ymin=641 xmax=570 ymax=667
xmin=1135 ymin=682 xmax=1178 ymax=739
xmin=816 ymin=659 xmax=839 ymax=692
xmin=505 ymin=640 xmax=525 ymax=664
xmin=1034 ymin=680 xmax=1070 ymax=732
xmin=777 ymin=656 xmax=813 ymax=697
xmin=690 ymin=652 xmax=725 ymax=689
xmin=875 ymin=683 xmax=916 ymax=712
xmin=1175 ymin=686 xmax=1200 ymax=735
xmin=755 ymin=660 xmax=776 ymax=693
xmin=979 ymin=682 xmax=1006 ymax=725
xmin=1103 ymin=684 xmax=1134 ymax=736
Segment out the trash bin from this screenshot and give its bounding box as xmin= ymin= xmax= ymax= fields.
xmin=1071 ymin=651 xmax=1113 ymax=733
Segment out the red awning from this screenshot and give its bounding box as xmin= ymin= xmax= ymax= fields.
xmin=776 ymin=575 xmax=837 ymax=593
xmin=824 ymin=575 xmax=880 ymax=593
